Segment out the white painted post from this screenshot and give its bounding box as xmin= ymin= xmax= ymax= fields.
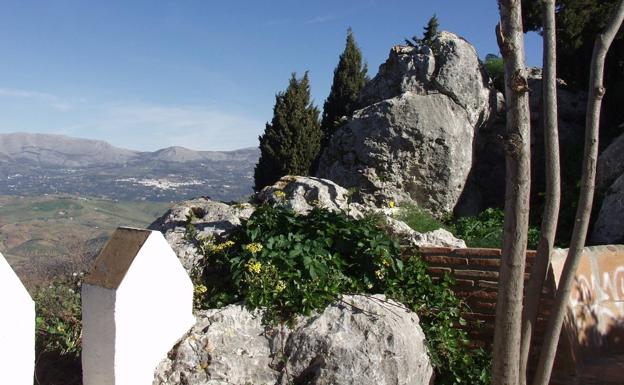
xmin=82 ymin=227 xmax=195 ymax=385
xmin=0 ymin=252 xmax=35 ymax=385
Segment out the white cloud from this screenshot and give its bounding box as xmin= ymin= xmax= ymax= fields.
xmin=0 ymin=88 xmax=73 ymax=111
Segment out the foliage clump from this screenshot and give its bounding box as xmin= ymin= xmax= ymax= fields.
xmin=190 ymin=203 xmax=490 ymax=385
xmin=33 ymin=274 xmax=83 ymax=385
xmin=406 ymin=14 xmax=440 ymax=47
xmin=452 ymin=208 xmax=541 ymax=249
xmin=484 ymin=54 xmax=505 ymax=92
xmin=254 ymin=72 xmax=322 ymax=191
xmin=320 ymin=28 xmax=368 ymax=150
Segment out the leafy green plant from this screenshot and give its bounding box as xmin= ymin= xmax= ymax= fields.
xmin=33 ymin=274 xmax=83 ymax=385
xmin=190 ymin=204 xmax=490 ymax=385
xmin=34 ymin=275 xmax=82 ymax=357
xmin=396 ymin=203 xmax=448 ymax=233
xmin=451 ymin=207 xmax=540 ymax=249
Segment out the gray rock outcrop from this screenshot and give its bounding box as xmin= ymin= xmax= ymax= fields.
xmin=256 ymin=175 xmax=362 ymax=217
xmin=317 ymin=31 xmax=495 ymax=216
xmin=148 ymin=198 xmax=255 ymax=272
xmin=280 ymin=295 xmax=433 ymax=385
xmin=153 ymin=305 xmax=281 ymax=385
xmin=153 ymin=295 xmax=433 ymax=385
xmin=592 ymin=130 xmax=624 ymax=244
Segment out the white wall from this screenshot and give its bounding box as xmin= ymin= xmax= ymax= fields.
xmin=0 ymin=252 xmax=35 ymax=385
xmin=81 ymin=229 xmax=195 ymax=385
xmin=114 ymin=231 xmax=195 ymax=384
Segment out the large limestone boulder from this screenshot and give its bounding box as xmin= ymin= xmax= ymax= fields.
xmin=153 ymin=295 xmax=433 ymax=385
xmin=318 ymin=31 xmax=494 ymax=216
xmin=280 ymin=295 xmax=433 ymax=385
xmin=149 ymin=198 xmax=255 ymax=272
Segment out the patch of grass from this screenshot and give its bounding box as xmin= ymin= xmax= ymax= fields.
xmin=451 ymin=208 xmax=540 ymax=249
xmin=396 ymin=203 xmax=448 ymax=233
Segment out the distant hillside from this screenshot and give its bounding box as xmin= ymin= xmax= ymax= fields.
xmin=0 ymin=195 xmax=171 ymax=288
xmin=0 ymin=132 xmax=259 ymax=167
xmin=0 ymin=132 xmax=259 ymax=202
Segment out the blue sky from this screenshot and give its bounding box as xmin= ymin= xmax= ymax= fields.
xmin=0 ymin=0 xmax=542 ymax=151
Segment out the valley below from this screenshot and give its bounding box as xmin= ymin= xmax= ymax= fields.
xmin=0 ymin=133 xmax=259 ymax=287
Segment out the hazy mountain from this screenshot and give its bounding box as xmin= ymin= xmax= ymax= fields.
xmin=0 ymin=132 xmax=260 ymax=202
xmin=0 ymin=132 xmax=258 ymax=167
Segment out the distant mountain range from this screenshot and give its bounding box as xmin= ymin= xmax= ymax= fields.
xmin=0 ymin=132 xmax=259 ymax=201
xmin=0 ymin=132 xmax=259 ymax=166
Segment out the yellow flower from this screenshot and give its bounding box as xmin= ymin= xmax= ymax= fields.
xmin=216 ymin=240 xmax=235 ymax=252
xmin=275 ymin=280 xmax=286 ymax=293
xmin=274 ymin=190 xmax=287 ymax=200
xmin=194 ymin=284 xmax=208 ymax=294
xmin=382 ymin=258 xmax=391 ymax=267
xmin=246 ymin=260 xmax=262 ymax=274
xmin=375 ymin=270 xmax=385 ymax=280
xmin=388 ymin=200 xmax=395 ymax=208
xmin=245 ymin=242 xmax=264 ymax=254
xmin=367 ymin=283 xmax=374 ymax=289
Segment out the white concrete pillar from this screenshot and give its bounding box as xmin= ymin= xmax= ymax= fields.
xmin=82 ymin=227 xmax=195 ymax=385
xmin=0 ymin=252 xmax=35 ymax=385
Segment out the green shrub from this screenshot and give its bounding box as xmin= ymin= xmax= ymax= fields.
xmin=484 ymin=54 xmax=505 ymax=92
xmin=190 ymin=204 xmax=490 ymax=385
xmin=34 ymin=276 xmax=82 ymax=357
xmin=396 ymin=203 xmax=448 ymax=233
xmin=33 ymin=274 xmax=82 ymax=385
xmin=451 ymin=207 xmax=540 ymax=249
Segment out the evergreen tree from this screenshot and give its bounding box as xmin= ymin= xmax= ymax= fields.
xmin=405 ymin=14 xmax=440 ymax=47
xmin=422 ymin=14 xmax=439 ymax=44
xmin=254 ymin=72 xmax=321 ymax=191
xmin=320 ymin=28 xmax=368 ymax=148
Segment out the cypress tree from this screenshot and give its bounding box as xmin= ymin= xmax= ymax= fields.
xmin=406 ymin=14 xmax=440 ymax=47
xmin=254 ymin=72 xmax=321 ymax=191
xmin=422 ymin=14 xmax=439 ymax=44
xmin=320 ymin=28 xmax=368 ymax=148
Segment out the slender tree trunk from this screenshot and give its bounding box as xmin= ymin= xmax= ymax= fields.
xmin=492 ymin=1 xmax=532 ymax=384
xmin=519 ymin=1 xmax=560 ymax=384
xmin=532 ymin=3 xmax=624 ymax=385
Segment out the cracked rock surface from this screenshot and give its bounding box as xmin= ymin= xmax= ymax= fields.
xmin=317 ymin=31 xmax=495 ymax=216
xmin=153 ymin=295 xmax=433 ymax=385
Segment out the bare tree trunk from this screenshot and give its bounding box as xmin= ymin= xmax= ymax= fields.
xmin=492 ymin=1 xmax=532 ymax=384
xmin=531 ymin=3 xmax=624 ymax=385
xmin=519 ymin=1 xmax=560 ymax=384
